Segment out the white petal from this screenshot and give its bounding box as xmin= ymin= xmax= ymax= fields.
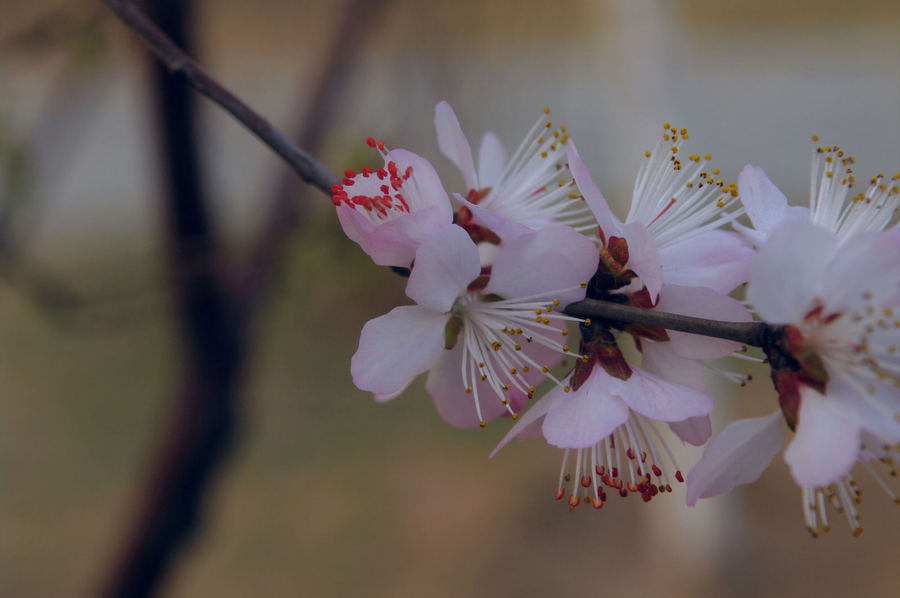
xmin=435 ymin=101 xmax=478 ymax=190
xmin=541 ymin=370 xmax=631 ymax=449
xmin=458 ymin=194 xmax=533 ymax=239
xmin=351 ymin=305 xmax=447 ymax=396
xmin=784 ymin=385 xmax=861 ymax=487
xmin=830 ymin=376 xmax=900 ymax=445
xmin=738 ymin=164 xmax=788 ymax=233
xmin=349 ymin=204 xmax=450 ymax=267
xmin=490 ymin=389 xmax=563 ymax=458
xmin=685 ymin=411 xmax=784 ymax=505
xmin=485 ymin=224 xmax=599 ymax=305
xmin=747 ymin=222 xmax=838 ymax=323
xmin=669 ymin=416 xmax=713 ymax=447
xmin=478 ymin=131 xmax=507 ymax=189
xmin=426 ymin=344 xmax=510 ymax=428
xmin=823 ymin=229 xmax=900 ymax=312
xmin=615 ymin=367 xmax=713 ymax=422
xmin=640 ymin=340 xmax=708 ymax=392
xmin=656 ymin=284 xmax=751 ymax=359
xmin=621 ymin=221 xmax=663 ymax=302
xmin=567 ymin=141 xmax=622 ymax=240
xmin=658 ymin=230 xmax=754 ymax=294
xmin=406 ymin=224 xmax=481 ymax=313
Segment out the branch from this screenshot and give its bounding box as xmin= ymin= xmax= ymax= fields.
xmin=564 ymin=299 xmax=780 ymax=347
xmin=104 ymin=0 xmax=338 ymax=196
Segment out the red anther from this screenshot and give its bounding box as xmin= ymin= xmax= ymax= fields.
xmin=555 ymin=487 xmax=565 ymax=500
xmin=599 ymin=490 xmax=607 ymax=501
xmin=641 ymin=492 xmax=652 ymax=503
xmin=332 ymin=183 xmax=344 ymax=193
xmin=377 ymin=169 xmax=387 ymax=180
xmin=592 ymin=498 xmax=604 ymax=509
xmin=377 ymin=140 xmax=385 ymax=151
xmin=568 ymin=495 xmax=580 ymax=508
xmin=404 ymin=165 xmax=414 ymax=178
xmin=665 ymin=483 xmax=673 ymax=492
xmin=580 ymin=476 xmax=591 ymax=488
xmin=600 ymin=474 xmax=612 ymax=487
xmin=366 ymin=136 xmax=376 ymax=148
xmin=596 ymin=465 xmax=605 ymax=476
xmin=387 ymin=161 xmax=398 ymax=176
xmin=342 ymin=177 xmax=354 ymax=186
xmin=675 ymin=470 xmax=684 ymax=483
xmin=626 ymin=448 xmax=635 ymax=460
xmin=344 ymin=169 xmax=356 ymax=177
xmin=651 ymin=464 xmax=662 ymax=477
xmin=649 ymin=485 xmax=659 ymax=496
xmin=626 ymin=481 xmax=638 ymax=492
xmin=331 ymin=196 xmax=342 ymax=206
xmin=640 ymin=451 xmax=647 ymax=462
xmin=803 ymin=305 xmax=824 ymax=321
xmin=824 ymin=312 xmax=842 ymax=324
xmin=362 ymin=167 xmax=373 ymax=176
xmin=396 ymin=194 xmax=410 ymax=212
xmin=619 ymin=488 xmax=628 ymax=498
xmin=609 ymin=436 xmax=616 ymax=449
xmin=611 ymin=467 xmax=619 ymax=478
xmin=380 ymin=185 xmax=390 ymax=194
xmin=636 ymin=466 xmax=643 ymax=476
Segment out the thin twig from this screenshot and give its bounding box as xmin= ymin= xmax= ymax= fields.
xmin=104 ymin=0 xmax=338 ymax=196
xmin=564 ymin=299 xmax=777 ymax=347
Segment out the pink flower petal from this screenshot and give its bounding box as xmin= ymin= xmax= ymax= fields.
xmin=458 ymin=194 xmax=533 ymax=239
xmin=336 ymin=148 xmax=453 ymax=267
xmin=490 ymin=390 xmax=563 ymax=458
xmin=748 ymin=222 xmax=837 ymax=323
xmin=567 ymin=141 xmax=622 ymax=240
xmin=435 ymin=101 xmax=478 ymax=191
xmin=823 ymin=229 xmax=900 ymax=312
xmin=640 ymin=341 xmax=708 ymax=392
xmin=621 ymin=221 xmax=663 ymax=302
xmin=658 ymin=230 xmax=754 ymax=294
xmin=614 ymin=367 xmax=713 ymax=422
xmin=485 ymin=224 xmax=599 ymax=305
xmin=351 ymin=305 xmax=447 ymax=397
xmin=685 ymin=411 xmax=784 ymax=505
xmin=737 ymin=164 xmax=809 ymax=239
xmin=669 ymin=416 xmax=713 ymax=447
xmin=428 ymin=322 xmax=564 ymax=429
xmin=406 ymin=224 xmax=480 ymax=313
xmin=784 ymin=385 xmax=861 ymax=487
xmin=478 ymin=131 xmax=507 ymax=189
xmin=656 ymin=284 xmax=752 ymax=359
xmin=541 ymin=369 xmax=631 ymax=449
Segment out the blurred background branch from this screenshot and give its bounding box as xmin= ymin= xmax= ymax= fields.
xmin=96 ymin=0 xmax=381 ymax=595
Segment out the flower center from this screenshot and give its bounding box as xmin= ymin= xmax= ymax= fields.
xmin=331 ymin=139 xmax=423 ymax=222
xmin=455 ymin=286 xmax=587 ymax=427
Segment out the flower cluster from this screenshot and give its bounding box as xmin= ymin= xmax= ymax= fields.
xmin=334 ymin=105 xmax=899 ymax=534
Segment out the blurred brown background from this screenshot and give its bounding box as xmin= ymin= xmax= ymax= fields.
xmin=2 ymin=0 xmax=899 ymax=596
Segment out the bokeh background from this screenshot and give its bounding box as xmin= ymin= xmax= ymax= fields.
xmin=2 ymin=0 xmax=899 ymax=596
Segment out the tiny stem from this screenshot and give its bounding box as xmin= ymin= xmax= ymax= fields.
xmin=564 ymin=298 xmax=781 ymax=347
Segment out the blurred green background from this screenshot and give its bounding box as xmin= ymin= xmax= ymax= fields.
xmin=2 ymin=1 xmax=899 ymax=596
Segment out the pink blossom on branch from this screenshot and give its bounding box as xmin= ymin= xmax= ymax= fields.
xmin=351 ymin=223 xmax=599 ymax=427
xmin=332 ymin=140 xmax=453 ymax=267
xmin=687 ymin=221 xmax=900 ymax=536
xmin=434 ymin=101 xmax=598 ymax=237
